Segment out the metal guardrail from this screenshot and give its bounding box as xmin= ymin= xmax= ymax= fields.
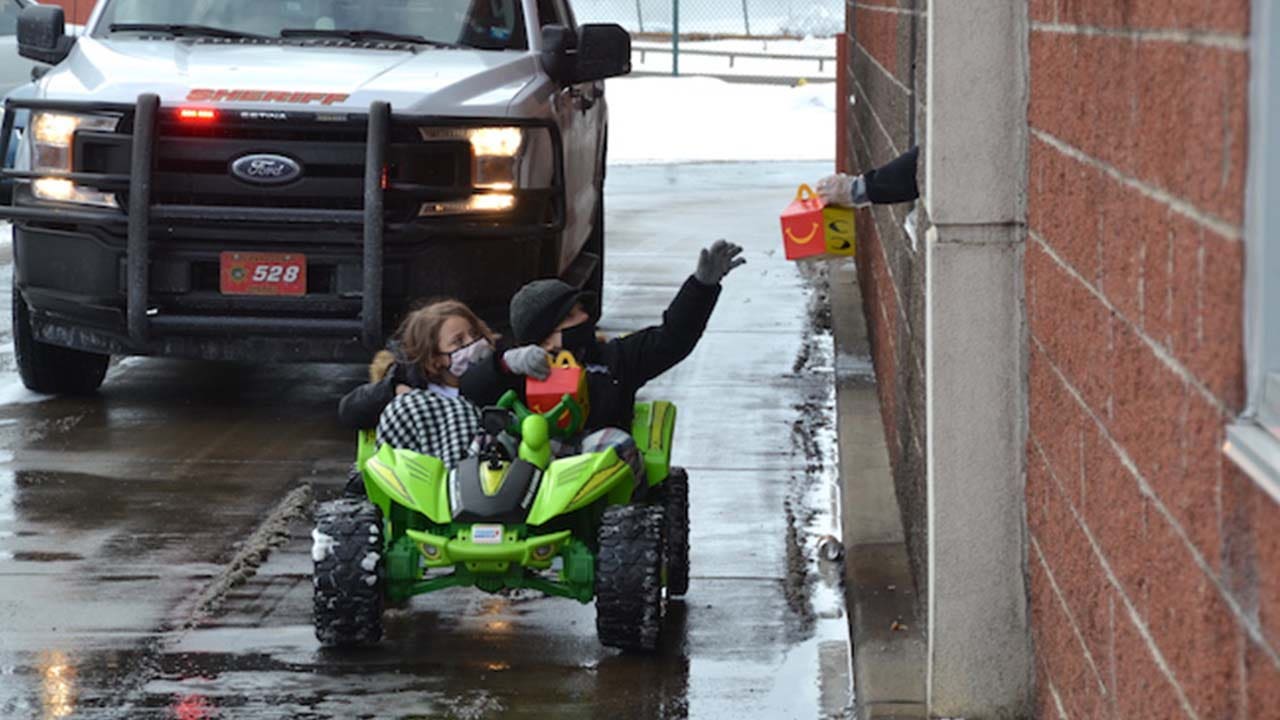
xmin=632 ymin=41 xmax=835 ymax=73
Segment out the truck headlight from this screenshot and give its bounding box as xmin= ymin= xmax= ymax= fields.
xmin=29 ymin=111 xmax=119 ymax=207
xmin=417 ymin=125 xmax=554 ymax=215
xmin=468 ymin=127 xmax=522 ymax=191
xmin=468 ymin=127 xmax=523 ymax=157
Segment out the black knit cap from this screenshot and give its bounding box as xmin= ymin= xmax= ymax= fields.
xmin=509 ymin=279 xmax=596 ymax=345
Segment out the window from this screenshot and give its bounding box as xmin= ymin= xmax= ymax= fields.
xmin=536 ymin=0 xmax=562 ymax=27
xmin=95 ymin=0 xmax=528 ymax=51
xmin=1225 ymin=0 xmax=1280 ymax=494
xmin=0 ymin=0 xmax=21 ymax=36
xmin=535 ymin=0 xmax=574 ymax=29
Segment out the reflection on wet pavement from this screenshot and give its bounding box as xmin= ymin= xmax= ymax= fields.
xmin=0 ymin=163 xmax=852 ymax=719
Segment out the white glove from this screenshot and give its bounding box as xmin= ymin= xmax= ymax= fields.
xmin=502 ymin=346 xmax=551 ymax=380
xmin=816 ymin=173 xmax=870 ymax=208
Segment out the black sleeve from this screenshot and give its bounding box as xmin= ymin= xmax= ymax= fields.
xmin=459 ymin=348 xmax=522 ymax=408
xmin=613 ymin=275 xmax=721 ymax=388
xmin=337 ymin=375 xmax=398 ymax=430
xmin=864 ymin=144 xmax=920 ymax=205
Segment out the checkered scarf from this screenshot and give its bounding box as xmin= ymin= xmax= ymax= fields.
xmin=376 ymin=390 xmax=482 ymax=468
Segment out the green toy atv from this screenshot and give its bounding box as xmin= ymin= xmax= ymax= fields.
xmin=311 ymin=391 xmax=690 ymax=652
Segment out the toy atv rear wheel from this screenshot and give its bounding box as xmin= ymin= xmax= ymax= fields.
xmin=313 ymin=498 xmax=385 ymax=647
xmin=660 ymin=468 xmax=690 ymax=597
xmin=595 ymin=503 xmax=666 ymax=652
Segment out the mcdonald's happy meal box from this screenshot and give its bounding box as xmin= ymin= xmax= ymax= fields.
xmin=780 ymin=184 xmax=856 ymax=261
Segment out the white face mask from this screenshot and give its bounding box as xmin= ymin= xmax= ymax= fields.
xmin=448 ymin=338 xmax=490 ymax=378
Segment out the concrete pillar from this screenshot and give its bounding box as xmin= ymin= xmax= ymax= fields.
xmin=923 ymin=1 xmax=1032 ymax=717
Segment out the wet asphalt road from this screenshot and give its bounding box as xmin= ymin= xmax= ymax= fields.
xmin=0 ymin=161 xmax=851 ymax=719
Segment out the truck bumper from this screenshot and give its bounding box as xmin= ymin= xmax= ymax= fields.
xmin=13 ymin=221 xmax=578 ymax=362
xmin=2 ymin=96 xmax=578 ymax=363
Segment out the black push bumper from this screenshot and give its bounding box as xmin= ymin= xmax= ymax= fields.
xmin=0 ymin=95 xmax=570 ymax=362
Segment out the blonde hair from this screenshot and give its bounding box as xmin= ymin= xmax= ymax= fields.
xmin=394 ymin=299 xmax=495 ymax=385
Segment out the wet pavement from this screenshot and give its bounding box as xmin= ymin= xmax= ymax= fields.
xmin=0 ymin=161 xmax=852 ymax=719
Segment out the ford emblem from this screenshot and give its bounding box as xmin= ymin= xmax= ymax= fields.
xmin=230 ymin=154 xmax=302 ymax=185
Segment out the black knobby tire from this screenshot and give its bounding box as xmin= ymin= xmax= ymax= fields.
xmin=595 ymin=503 xmax=666 ymax=652
xmin=313 ymin=498 xmax=385 ymax=647
xmin=12 ymin=285 xmax=109 ymax=395
xmin=662 ymin=468 xmax=690 ymax=597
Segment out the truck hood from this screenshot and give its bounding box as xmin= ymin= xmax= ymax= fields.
xmin=37 ymin=38 xmax=542 ymax=117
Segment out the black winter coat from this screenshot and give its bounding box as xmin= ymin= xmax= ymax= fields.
xmin=337 ymin=344 xmax=430 ymax=430
xmin=460 ymin=276 xmax=721 ymax=432
xmin=864 ymin=145 xmax=920 ymax=205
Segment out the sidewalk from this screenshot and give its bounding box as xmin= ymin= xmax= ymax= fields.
xmin=830 ymin=258 xmax=928 ymax=719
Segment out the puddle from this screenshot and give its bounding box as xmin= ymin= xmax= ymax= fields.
xmin=9 ymin=551 xmax=84 ymax=563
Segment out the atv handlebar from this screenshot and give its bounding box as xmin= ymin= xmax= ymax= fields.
xmin=496 ymin=389 xmax=585 ymax=440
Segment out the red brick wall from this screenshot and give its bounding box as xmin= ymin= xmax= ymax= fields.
xmin=846 ymin=0 xmax=930 ymax=610
xmin=1026 ymin=1 xmax=1280 ymax=717
xmin=42 ymin=0 xmax=95 ymax=25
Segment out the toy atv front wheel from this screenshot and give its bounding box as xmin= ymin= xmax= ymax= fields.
xmin=595 ymin=504 xmax=666 ymax=652
xmin=660 ymin=468 xmax=690 ymax=597
xmin=313 ymin=498 xmax=385 ymax=647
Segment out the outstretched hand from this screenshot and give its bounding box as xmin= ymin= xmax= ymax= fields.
xmin=695 ymin=239 xmax=746 ymax=286
xmin=815 ymin=173 xmax=854 ymax=206
xmin=502 ymin=345 xmax=551 ymax=380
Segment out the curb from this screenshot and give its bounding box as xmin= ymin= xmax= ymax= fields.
xmin=829 ymin=258 xmax=928 ymax=719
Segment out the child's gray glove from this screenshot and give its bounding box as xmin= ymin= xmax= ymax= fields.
xmin=816 ymin=173 xmax=871 ymax=208
xmin=694 ymin=239 xmax=746 ymax=286
xmin=502 ymin=346 xmax=551 ymax=380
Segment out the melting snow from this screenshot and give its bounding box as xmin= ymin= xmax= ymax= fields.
xmin=311 ymin=528 xmax=337 ymax=562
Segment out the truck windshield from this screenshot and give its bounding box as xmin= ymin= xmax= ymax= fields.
xmin=94 ymin=0 xmax=528 ymax=51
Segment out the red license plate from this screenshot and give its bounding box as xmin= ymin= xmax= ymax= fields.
xmin=220 ymin=252 xmax=306 ymax=296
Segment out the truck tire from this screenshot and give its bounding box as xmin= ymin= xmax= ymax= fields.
xmin=661 ymin=468 xmax=690 ymax=597
xmin=585 ymin=192 xmax=605 ymax=302
xmin=313 ymin=498 xmax=385 ymax=648
xmin=12 ymin=285 xmax=109 ymax=395
xmin=595 ymin=503 xmax=666 ymax=652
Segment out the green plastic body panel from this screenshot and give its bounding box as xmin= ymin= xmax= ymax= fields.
xmin=525 ymin=448 xmax=634 ymax=526
xmin=362 ymin=443 xmax=451 ymax=524
xmin=405 ymin=527 xmax=572 ymax=571
xmin=631 ymin=401 xmax=676 ymax=485
xmin=347 ymin=397 xmax=680 ymax=606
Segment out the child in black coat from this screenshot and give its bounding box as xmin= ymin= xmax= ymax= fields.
xmin=460 ymin=240 xmax=746 ymax=485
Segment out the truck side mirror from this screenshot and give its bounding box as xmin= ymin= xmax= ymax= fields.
xmin=540 ymin=25 xmax=576 ymax=86
xmin=572 ymin=24 xmax=631 ymax=83
xmin=18 ymin=5 xmax=76 ymax=65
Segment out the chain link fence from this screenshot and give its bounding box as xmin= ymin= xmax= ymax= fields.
xmin=573 ymin=0 xmax=843 ymax=39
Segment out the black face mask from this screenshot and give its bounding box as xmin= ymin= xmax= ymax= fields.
xmin=559 ymin=321 xmax=597 ymax=358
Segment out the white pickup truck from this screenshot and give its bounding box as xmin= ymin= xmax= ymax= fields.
xmin=1 ymin=0 xmax=629 ymax=394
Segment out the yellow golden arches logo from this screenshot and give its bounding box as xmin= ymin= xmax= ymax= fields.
xmin=785 ymin=222 xmax=820 ymax=245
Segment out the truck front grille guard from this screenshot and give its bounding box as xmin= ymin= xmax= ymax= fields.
xmin=0 ymin=94 xmax=567 ymax=351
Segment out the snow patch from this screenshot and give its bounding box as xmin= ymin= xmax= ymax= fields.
xmin=363 ymin=574 xmax=378 ymax=586
xmin=360 ymin=551 xmax=380 ymax=572
xmin=0 ymin=381 xmax=52 ymax=406
xmin=605 ymin=76 xmax=835 ymax=165
xmin=311 ymin=528 xmax=337 ymax=562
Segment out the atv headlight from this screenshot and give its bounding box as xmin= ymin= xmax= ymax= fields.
xmin=29 ymin=111 xmax=119 ymax=207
